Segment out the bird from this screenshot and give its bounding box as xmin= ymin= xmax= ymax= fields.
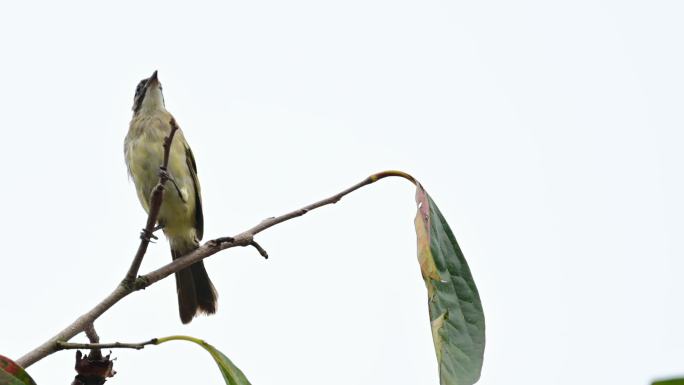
xmin=124 ymin=70 xmax=218 ymax=324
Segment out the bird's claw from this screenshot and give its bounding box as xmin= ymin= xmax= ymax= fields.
xmin=158 ymin=167 xmax=171 ymax=182
xmin=157 ymin=167 xmax=187 ymax=203
xmin=140 ymin=228 xmax=158 ymax=242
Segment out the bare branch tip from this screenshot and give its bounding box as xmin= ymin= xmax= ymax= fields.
xmin=249 ymin=240 xmax=269 ymax=259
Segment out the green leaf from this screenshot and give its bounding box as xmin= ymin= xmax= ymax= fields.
xmin=414 ymin=184 xmax=486 ymax=385
xmin=0 ymin=355 xmax=37 ymax=385
xmin=653 ymin=379 xmax=684 ymax=385
xmin=155 ymin=336 xmax=251 ymax=385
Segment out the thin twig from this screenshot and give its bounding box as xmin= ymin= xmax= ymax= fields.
xmin=123 ymin=118 xmax=180 ymax=284
xmin=249 ymin=240 xmax=269 ymax=259
xmin=56 ymin=339 xmax=158 ymax=351
xmin=15 ymin=170 xmax=416 ymax=368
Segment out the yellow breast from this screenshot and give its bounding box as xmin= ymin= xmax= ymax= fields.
xmin=124 ymin=110 xmax=199 ymax=248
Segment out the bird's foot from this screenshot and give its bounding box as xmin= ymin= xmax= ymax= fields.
xmin=157 ymin=167 xmax=171 ymax=182
xmin=140 ymin=228 xmax=159 ymax=242
xmin=157 ymin=167 xmax=187 ymax=203
xmin=140 ymin=224 xmax=164 ymax=242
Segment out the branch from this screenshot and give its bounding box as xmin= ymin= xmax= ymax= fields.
xmin=124 ymin=118 xmax=180 ymax=283
xmin=139 ymin=170 xmax=416 ymax=288
xmin=84 ymin=325 xmax=99 ymax=344
xmin=83 ymin=324 xmax=102 ymax=360
xmin=15 ymin=169 xmax=416 ymax=368
xmin=57 ymin=339 xmax=158 ymax=351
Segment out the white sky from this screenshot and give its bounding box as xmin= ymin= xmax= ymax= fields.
xmin=1 ymin=1 xmax=683 ymax=384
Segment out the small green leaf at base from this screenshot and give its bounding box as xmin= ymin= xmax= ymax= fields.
xmin=653 ymin=379 xmax=684 ymax=385
xmin=414 ymin=184 xmax=486 ymax=385
xmin=155 ymin=336 xmax=251 ymax=385
xmin=0 ymin=355 xmax=37 ymax=385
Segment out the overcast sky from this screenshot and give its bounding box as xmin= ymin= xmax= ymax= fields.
xmin=1 ymin=1 xmax=683 ymax=384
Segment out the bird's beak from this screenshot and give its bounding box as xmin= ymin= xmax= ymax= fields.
xmin=148 ymin=70 xmax=159 ymax=85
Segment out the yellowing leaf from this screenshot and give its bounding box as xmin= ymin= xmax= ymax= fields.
xmin=430 ymin=311 xmax=448 ymax=362
xmin=414 ymin=184 xmax=485 ymax=385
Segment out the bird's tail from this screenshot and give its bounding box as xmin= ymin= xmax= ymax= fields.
xmin=171 ymin=244 xmax=218 ymax=324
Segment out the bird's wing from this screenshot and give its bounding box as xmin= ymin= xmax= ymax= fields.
xmin=185 ymin=145 xmax=204 ymax=240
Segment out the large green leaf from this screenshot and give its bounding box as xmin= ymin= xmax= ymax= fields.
xmin=156 ymin=336 xmax=251 ymax=385
xmin=414 ymin=184 xmax=485 ymax=385
xmin=653 ymin=379 xmax=684 ymax=385
xmin=0 ymin=355 xmax=36 ymax=385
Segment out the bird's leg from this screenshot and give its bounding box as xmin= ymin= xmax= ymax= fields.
xmin=157 ymin=166 xmax=187 ymax=203
xmin=140 ymin=228 xmax=158 ymax=242
xmin=157 ymin=166 xmax=171 ymax=183
xmin=140 ymin=224 xmax=164 ymax=242
xmin=168 ymin=179 xmax=187 ymax=203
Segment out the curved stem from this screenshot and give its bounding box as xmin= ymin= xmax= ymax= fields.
xmin=155 ymin=335 xmax=204 ymax=345
xmin=369 ymin=170 xmax=417 ymax=185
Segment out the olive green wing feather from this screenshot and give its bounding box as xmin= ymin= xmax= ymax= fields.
xmin=185 ymin=145 xmax=204 ymax=240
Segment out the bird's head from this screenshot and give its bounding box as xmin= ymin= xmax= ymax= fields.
xmin=132 ymin=70 xmax=165 ymax=114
